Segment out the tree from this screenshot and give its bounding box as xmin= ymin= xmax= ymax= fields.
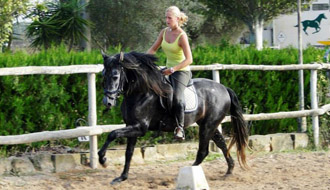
xmin=198 ymin=0 xmax=313 ymax=50
xmin=88 ymin=0 xmax=207 ymax=51
xmin=88 ymin=0 xmax=166 ymax=51
xmin=26 ymin=0 xmax=90 ymax=51
xmin=0 ymin=0 xmax=29 ymax=52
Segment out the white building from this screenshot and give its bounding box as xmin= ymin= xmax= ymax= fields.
xmin=265 ymin=0 xmax=330 ymax=48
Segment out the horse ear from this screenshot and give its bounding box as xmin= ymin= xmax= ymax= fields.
xmin=101 ymin=50 xmax=107 ymax=59
xmin=119 ymin=52 xmax=124 ymax=62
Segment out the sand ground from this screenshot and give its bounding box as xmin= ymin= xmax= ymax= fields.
xmin=0 ymin=150 xmax=329 ymax=190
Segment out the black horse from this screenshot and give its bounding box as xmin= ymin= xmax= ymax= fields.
xmin=99 ymin=51 xmax=249 ymax=184
xmin=295 ymin=13 xmax=327 ymax=35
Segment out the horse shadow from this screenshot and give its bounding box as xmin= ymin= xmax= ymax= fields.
xmin=295 ymin=13 xmax=327 ymax=35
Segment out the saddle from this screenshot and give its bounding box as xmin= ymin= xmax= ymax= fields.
xmin=160 ymin=77 xmax=198 ymax=114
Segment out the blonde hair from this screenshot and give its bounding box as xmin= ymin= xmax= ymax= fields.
xmin=166 ymin=6 xmax=188 ymax=27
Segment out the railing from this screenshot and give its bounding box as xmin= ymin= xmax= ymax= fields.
xmin=0 ymin=63 xmax=330 ymax=169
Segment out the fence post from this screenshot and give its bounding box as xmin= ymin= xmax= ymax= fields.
xmin=212 ymin=70 xmax=220 ymax=83
xmin=88 ymin=73 xmax=98 ymax=168
xmin=310 ymin=70 xmax=319 ymax=147
xmin=212 ymin=70 xmax=222 ymax=133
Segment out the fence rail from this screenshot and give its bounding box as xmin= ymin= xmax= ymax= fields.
xmin=0 ymin=65 xmax=103 ymax=76
xmin=1 ymin=104 xmax=329 ymax=145
xmin=190 ymin=63 xmax=330 ymax=71
xmin=0 ymin=63 xmax=329 ymax=168
xmin=1 ymin=63 xmax=330 ymax=76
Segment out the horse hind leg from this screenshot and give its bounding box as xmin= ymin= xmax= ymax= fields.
xmin=212 ymin=129 xmax=235 ymax=175
xmin=192 ymin=124 xmax=213 ymax=166
xmin=303 ymin=28 xmax=308 ymax=35
xmin=312 ymin=27 xmax=320 ymax=34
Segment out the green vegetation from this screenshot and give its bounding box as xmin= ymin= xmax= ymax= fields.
xmin=0 ymin=0 xmax=29 ymax=52
xmin=0 ymin=44 xmax=329 ymax=155
xmin=26 ymin=0 xmax=90 ymax=51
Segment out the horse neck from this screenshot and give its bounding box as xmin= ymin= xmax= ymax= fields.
xmin=316 ymin=15 xmax=324 ymax=22
xmin=123 ymin=80 xmax=151 ymax=97
xmin=125 ymin=69 xmax=166 ymax=97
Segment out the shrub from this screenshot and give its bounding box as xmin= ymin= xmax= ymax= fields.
xmin=0 ymin=44 xmax=327 ymax=155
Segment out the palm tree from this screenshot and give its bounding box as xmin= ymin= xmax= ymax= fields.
xmin=26 ymin=0 xmax=91 ymax=51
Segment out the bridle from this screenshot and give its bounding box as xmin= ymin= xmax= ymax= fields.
xmin=103 ymin=52 xmax=127 ymax=99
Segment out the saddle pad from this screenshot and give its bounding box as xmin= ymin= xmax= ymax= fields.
xmin=184 ymin=85 xmax=198 ymax=112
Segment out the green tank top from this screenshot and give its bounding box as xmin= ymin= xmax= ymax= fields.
xmin=161 ymin=28 xmax=190 ymax=71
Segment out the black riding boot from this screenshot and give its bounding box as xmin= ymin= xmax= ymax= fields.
xmin=173 ymin=102 xmax=185 ymax=140
xmin=169 ymin=71 xmax=191 ymax=140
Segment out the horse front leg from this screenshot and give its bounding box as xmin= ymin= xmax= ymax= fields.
xmin=98 ymin=124 xmax=145 ymax=168
xmin=111 ymin=137 xmax=137 ymax=185
xmin=98 ymin=131 xmax=115 ymax=167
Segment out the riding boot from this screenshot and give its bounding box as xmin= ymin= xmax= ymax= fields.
xmin=174 ymin=124 xmax=185 ymax=140
xmin=169 ymin=71 xmax=190 ymax=140
xmin=173 ymin=102 xmax=185 ymax=140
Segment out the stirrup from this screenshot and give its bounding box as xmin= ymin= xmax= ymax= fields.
xmin=174 ymin=126 xmax=185 ymax=140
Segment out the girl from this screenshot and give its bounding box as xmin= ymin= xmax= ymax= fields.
xmin=147 ymin=6 xmax=193 ymax=140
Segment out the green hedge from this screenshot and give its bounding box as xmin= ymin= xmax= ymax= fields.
xmin=0 ymin=44 xmax=328 ymax=154
xmin=0 ymin=46 xmax=124 ymax=154
xmin=192 ymin=43 xmax=328 ymax=136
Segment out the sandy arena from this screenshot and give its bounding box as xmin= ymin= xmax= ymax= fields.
xmin=0 ymin=150 xmax=329 ymax=190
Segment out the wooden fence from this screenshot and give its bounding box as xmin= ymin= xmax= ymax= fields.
xmin=0 ymin=63 xmax=330 ymax=169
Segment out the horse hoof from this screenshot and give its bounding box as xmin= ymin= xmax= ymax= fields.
xmin=101 ymin=162 xmax=108 ymax=168
xmin=100 ymin=158 xmax=108 ymax=168
xmin=110 ymin=176 xmax=127 ymax=185
xmin=225 ymin=169 xmax=233 ymax=175
xmin=224 ymin=173 xmax=234 ymax=178
xmin=110 ymin=180 xmax=120 ymax=185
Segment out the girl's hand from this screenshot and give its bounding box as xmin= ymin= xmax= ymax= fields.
xmin=162 ymin=68 xmax=172 ymax=75
xmin=162 ymin=67 xmax=175 ymax=75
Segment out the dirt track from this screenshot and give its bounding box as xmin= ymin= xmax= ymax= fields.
xmin=0 ymin=150 xmax=329 ymax=190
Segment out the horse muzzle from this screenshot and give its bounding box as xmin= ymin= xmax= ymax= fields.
xmin=103 ymin=95 xmax=116 ymax=108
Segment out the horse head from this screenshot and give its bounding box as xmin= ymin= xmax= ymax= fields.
xmin=319 ymin=13 xmax=327 ymax=20
xmin=101 ymin=51 xmax=126 ymax=108
xmin=101 ymin=51 xmax=172 ymax=108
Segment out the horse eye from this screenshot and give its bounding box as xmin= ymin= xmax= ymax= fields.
xmin=112 ymin=76 xmax=119 ymax=80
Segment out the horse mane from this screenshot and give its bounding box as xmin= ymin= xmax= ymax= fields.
xmin=116 ymin=51 xmax=171 ymax=97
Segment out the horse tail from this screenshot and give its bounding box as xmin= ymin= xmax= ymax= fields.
xmin=226 ymin=87 xmax=249 ymax=169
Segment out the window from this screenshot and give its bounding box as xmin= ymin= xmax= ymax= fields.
xmin=302 ymin=4 xmax=310 ymax=11
xmin=312 ymin=3 xmax=329 ymax=11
